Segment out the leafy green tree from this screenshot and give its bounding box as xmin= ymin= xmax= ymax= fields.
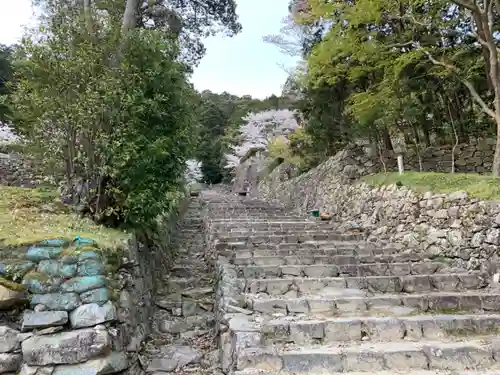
xmin=10 ymin=0 xmax=241 ymax=228
xmin=0 ymin=44 xmax=14 ymax=121
xmin=197 ymin=99 xmax=229 ymax=184
xmin=269 ymin=0 xmax=498 ymax=175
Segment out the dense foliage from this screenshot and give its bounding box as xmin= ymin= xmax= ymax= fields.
xmin=263 ymin=0 xmax=500 ymax=176
xmin=1 ymin=0 xmax=241 ymax=229
xmin=0 ymin=45 xmax=14 ymax=122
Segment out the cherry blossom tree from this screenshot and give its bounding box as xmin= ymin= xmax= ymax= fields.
xmin=225 ymin=109 xmax=299 ymax=169
xmin=185 ymin=159 xmax=203 ymax=184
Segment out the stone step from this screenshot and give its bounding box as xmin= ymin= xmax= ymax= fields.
xmin=231 ymin=253 xmax=435 ymax=266
xmin=214 ymin=233 xmax=365 ymax=244
xmin=237 ymin=262 xmax=447 ymax=278
xmin=218 ymin=240 xmax=366 ymax=250
xmin=167 ymin=277 xmax=213 ymax=293
xmin=215 ymin=230 xmax=345 ymax=239
xmin=211 ymin=223 xmax=338 ymax=231
xmin=208 ymin=217 xmax=313 ymax=223
xmin=236 ymin=339 xmax=500 ymax=373
xmin=248 ymin=290 xmax=500 ymax=316
xmin=243 ymin=273 xmax=488 ymax=296
xmin=206 ymin=213 xmax=293 ymax=218
xmin=216 ymin=239 xmax=366 ymax=251
xmin=224 ymin=246 xmax=402 ymax=258
xmin=234 ymin=371 xmax=500 ymax=375
xmin=226 ymin=221 xmax=335 ymax=227
xmin=260 ymin=314 xmax=500 ymax=344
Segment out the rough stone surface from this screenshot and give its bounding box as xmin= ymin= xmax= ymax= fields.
xmin=21 ymin=327 xmax=110 ymax=365
xmin=141 ymin=196 xmax=222 ymax=375
xmin=0 ymin=283 xmax=27 ymax=309
xmin=197 ymin=184 xmax=500 ymax=375
xmin=0 ymin=326 xmax=20 ymax=353
xmin=30 ymin=293 xmax=81 ymax=311
xmin=51 ymin=352 xmax=128 ymax=375
xmin=0 ymin=352 xmax=22 ymax=373
xmin=0 ymin=151 xmax=45 ymax=187
xmin=22 ymin=311 xmax=68 ymax=331
xmin=258 ymin=146 xmax=500 ymax=272
xmin=69 ymin=301 xmax=117 ymax=329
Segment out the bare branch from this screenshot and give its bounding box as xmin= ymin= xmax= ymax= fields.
xmin=422 ymin=49 xmax=496 ymax=119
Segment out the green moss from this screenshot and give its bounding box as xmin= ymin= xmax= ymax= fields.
xmin=0 ymin=277 xmax=25 ymax=291
xmin=23 ymin=271 xmax=52 ymax=283
xmin=59 ymin=245 xmax=99 ymax=257
xmin=362 ymin=172 xmax=500 ymax=200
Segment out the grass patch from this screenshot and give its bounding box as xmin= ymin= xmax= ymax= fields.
xmin=0 ymin=185 xmax=129 ymax=251
xmin=362 ymin=172 xmax=500 ymax=200
xmin=0 ymin=142 xmax=27 ymax=154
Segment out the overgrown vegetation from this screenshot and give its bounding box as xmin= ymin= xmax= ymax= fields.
xmin=0 ymin=185 xmax=126 ymax=248
xmin=363 ymin=172 xmax=500 ymax=200
xmin=262 ymin=0 xmax=500 ymax=177
xmin=0 ymin=0 xmax=241 ymax=230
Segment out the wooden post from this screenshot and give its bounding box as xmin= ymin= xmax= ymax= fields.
xmin=397 ymin=154 xmax=404 ymax=175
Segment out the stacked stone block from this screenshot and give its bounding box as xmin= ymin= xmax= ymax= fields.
xmin=0 ymin=238 xmax=128 ymax=375
xmin=206 ymin=195 xmax=500 ymax=375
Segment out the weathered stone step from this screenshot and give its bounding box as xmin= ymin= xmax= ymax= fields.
xmin=236 ymin=339 xmax=499 ymax=373
xmin=218 ymin=240 xmax=366 ymax=251
xmin=208 ymin=218 xmax=314 ymax=224
xmin=214 ymin=233 xmax=365 ymax=244
xmin=206 ymin=213 xmax=293 ymax=218
xmin=248 ymin=290 xmax=500 ymax=316
xmin=225 ymin=221 xmax=334 ymax=227
xmin=211 ymin=223 xmax=338 ymax=231
xmin=215 ymin=230 xmax=346 ymax=240
xmin=231 ymin=252 xmax=434 ymax=266
xmin=243 ymin=273 xmax=487 ymax=296
xmin=261 ymin=314 xmax=500 ymax=344
xmin=216 ymin=239 xmax=365 ymax=251
xmin=224 ymin=246 xmax=405 ymax=259
xmin=237 ymin=262 xmax=447 ymax=278
xmin=154 ymin=312 xmax=215 ymax=334
xmin=233 ymin=371 xmax=500 ymax=375
xmin=167 ymin=277 xmax=213 ymax=292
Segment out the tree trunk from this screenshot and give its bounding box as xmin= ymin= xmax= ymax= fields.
xmin=121 ymin=0 xmax=140 ymax=34
xmin=483 ymin=10 xmax=500 ymax=176
xmin=83 ymin=0 xmax=94 ymax=35
xmin=491 ymin=83 xmax=500 ymax=174
xmin=472 ymin=12 xmax=494 ymax=91
xmin=381 ymin=127 xmax=394 ymax=151
xmin=426 ymin=2 xmax=500 ymax=175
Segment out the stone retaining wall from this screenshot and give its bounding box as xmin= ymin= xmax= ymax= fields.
xmin=0 ymin=238 xmax=129 ymax=375
xmin=0 ymin=195 xmax=189 ymax=375
xmin=0 ymin=153 xmax=46 ymax=187
xmin=337 ymin=139 xmax=497 ymax=176
xmin=258 ymin=152 xmax=500 ymax=273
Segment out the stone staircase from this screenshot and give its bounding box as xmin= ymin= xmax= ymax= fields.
xmin=202 ymin=192 xmax=500 ymax=375
xmin=142 ymin=198 xmax=219 ymax=374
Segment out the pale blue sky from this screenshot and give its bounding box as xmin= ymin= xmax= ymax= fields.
xmin=0 ymin=0 xmax=297 ymax=99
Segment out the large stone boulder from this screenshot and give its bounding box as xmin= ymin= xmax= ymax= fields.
xmin=0 ymin=280 xmax=27 ymax=310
